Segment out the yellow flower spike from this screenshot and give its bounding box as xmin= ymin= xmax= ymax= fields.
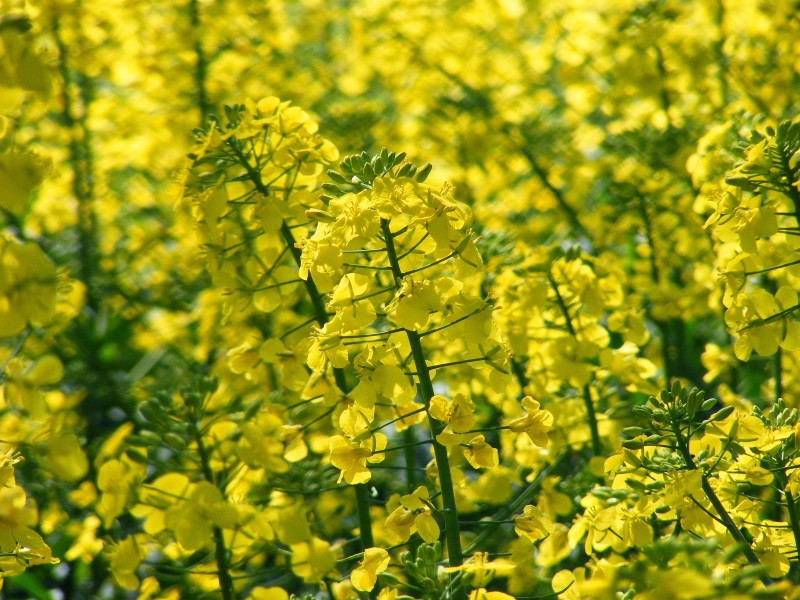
xmin=463 ymin=435 xmax=499 ymax=469
xmin=351 ymin=547 xmax=390 ymax=591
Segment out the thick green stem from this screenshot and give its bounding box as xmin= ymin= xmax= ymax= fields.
xmin=354 ymin=480 xmax=374 ymax=549
xmin=380 ymin=219 xmax=465 ymax=600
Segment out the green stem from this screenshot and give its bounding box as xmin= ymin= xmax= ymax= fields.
xmin=516 ymin=143 xmax=588 ymax=238
xmin=403 ymin=427 xmax=417 ymax=488
xmin=464 ymin=452 xmax=567 ymax=554
xmin=52 ymin=17 xmax=120 ymax=452
xmin=784 ymin=490 xmax=800 ymax=581
xmin=380 ymin=219 xmax=465 ymax=600
xmin=54 ymin=20 xmax=98 ymax=313
xmin=194 ymin=425 xmax=235 ymax=600
xmin=381 ymin=439 xmax=435 ymax=453
xmin=189 ymin=0 xmax=210 ymax=125
xmin=547 ymin=271 xmax=601 ymax=455
xmin=280 ymin=223 xmax=375 ymax=553
xmin=714 ymin=0 xmax=729 ymax=106
xmin=671 ymin=421 xmax=772 ymax=585
xmin=228 ymin=144 xmax=375 ymax=569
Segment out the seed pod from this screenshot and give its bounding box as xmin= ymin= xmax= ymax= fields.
xmin=706 ymin=405 xmax=735 ymax=423
xmin=327 ymin=169 xmax=347 ymax=183
xmin=415 ymin=163 xmax=432 ymax=182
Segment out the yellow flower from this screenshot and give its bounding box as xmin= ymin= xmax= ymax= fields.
xmin=0 ymin=484 xmax=57 ymax=577
xmin=329 ymin=431 xmax=387 ymax=484
xmin=237 ymin=412 xmax=290 ymax=473
xmin=0 ymin=239 xmax=57 ymax=336
xmin=106 ymin=535 xmax=143 ymax=590
xmin=248 ymin=587 xmax=289 ymax=600
xmin=429 ymin=393 xmax=476 ymax=433
xmin=97 ymin=457 xmax=145 ymax=529
xmin=0 ymin=153 xmax=46 ymax=217
xmin=414 ymin=510 xmax=441 ymax=543
xmin=164 ymin=481 xmax=240 ymax=551
xmin=65 ymin=514 xmax=103 ymax=562
xmin=445 ymin=552 xmax=515 ymax=588
xmin=385 ymin=487 xmax=440 ymax=543
xmin=513 ymin=505 xmax=552 ymax=543
xmin=505 ymin=396 xmax=553 ymax=447
xmin=463 ymin=435 xmax=499 ymax=469
xmin=290 ymin=536 xmax=337 ymax=583
xmin=351 ymin=547 xmax=390 ymax=591
xmin=468 ymin=589 xmax=516 ymax=600
xmin=385 ymin=504 xmax=417 ymax=543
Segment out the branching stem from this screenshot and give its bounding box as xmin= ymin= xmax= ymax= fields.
xmin=380 ymin=219 xmax=465 ymax=600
